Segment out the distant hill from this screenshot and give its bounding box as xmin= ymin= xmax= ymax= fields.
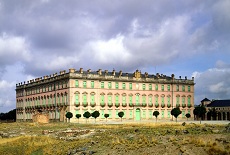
xmin=0 ymin=109 xmax=16 ymax=121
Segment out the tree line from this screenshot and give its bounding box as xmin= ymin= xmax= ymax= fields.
xmin=0 ymin=109 xmax=16 ymax=121
xmin=65 ymin=106 xmax=207 ymax=123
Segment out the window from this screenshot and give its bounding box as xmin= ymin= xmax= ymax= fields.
xmin=122 ymin=83 xmax=126 ymax=89
xmin=115 ymin=95 xmax=119 ymax=106
xmin=75 ymin=94 xmax=79 ymax=104
xmin=188 ymin=97 xmax=191 ymax=107
xmin=129 ymin=96 xmax=132 ymax=104
xmin=83 ymin=81 xmax=87 ymax=88
xmin=91 ymin=81 xmax=94 ymax=88
xmin=129 ymin=83 xmax=132 ymax=90
xmin=135 ymin=94 xmax=140 ymax=106
xmin=43 ymin=86 xmax=46 ymax=92
xmin=62 ymin=95 xmax=65 ymax=105
xmin=167 ymin=97 xmax=170 ymax=107
xmin=167 ymin=85 xmax=170 ymax=91
xmin=176 ymin=85 xmax=179 ymax=91
xmin=155 ymin=96 xmax=158 ymax=104
xmin=161 ymin=85 xmax=164 ymax=91
xmin=182 ymin=97 xmax=185 ymax=106
xmin=100 ymin=95 xmax=105 ymax=104
xmin=101 ymin=109 xmax=104 ymax=118
xmin=75 ymin=80 xmax=79 ymax=87
xmin=188 ymin=86 xmax=191 ymax=92
xmin=129 ymin=110 xmax=133 ymax=119
xmin=108 ymin=82 xmax=112 ymax=89
xmin=142 ymin=95 xmax=146 ymax=104
xmin=115 ymin=82 xmax=119 ymax=89
xmin=149 ymin=95 xmax=152 ymax=106
xmin=149 ymin=110 xmax=152 ymax=118
xmin=161 ymin=96 xmax=164 ymax=104
xmin=108 ymin=95 xmax=112 ymax=104
xmin=142 ymin=84 xmax=146 ymax=90
xmin=83 ymin=94 xmax=87 ymax=103
xmin=176 ymin=96 xmax=180 ymax=107
xmin=155 ymin=84 xmax=158 ymax=91
xmin=122 ymin=96 xmax=126 ymax=104
xmin=167 ymin=111 xmax=171 ymax=118
xmin=182 ymin=85 xmax=185 ymax=92
xmin=90 ymin=94 xmax=95 ymax=103
xmin=161 ymin=111 xmax=164 ymax=118
xmin=101 ymin=82 xmax=104 ymax=88
xmin=149 ymin=84 xmax=152 ymax=90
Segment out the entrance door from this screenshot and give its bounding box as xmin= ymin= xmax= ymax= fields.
xmin=135 ymin=108 xmax=141 ymax=121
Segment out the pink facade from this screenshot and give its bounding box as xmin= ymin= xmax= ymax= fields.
xmin=16 ymin=68 xmax=195 ymax=122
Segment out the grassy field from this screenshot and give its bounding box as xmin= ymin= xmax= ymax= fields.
xmin=0 ymin=122 xmax=230 ymax=155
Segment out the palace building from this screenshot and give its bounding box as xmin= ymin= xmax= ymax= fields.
xmin=16 ymin=68 xmax=195 ymax=122
xmin=200 ymin=98 xmax=230 ymax=121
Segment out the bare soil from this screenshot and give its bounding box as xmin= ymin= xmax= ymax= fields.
xmin=0 ymin=122 xmax=230 ymax=155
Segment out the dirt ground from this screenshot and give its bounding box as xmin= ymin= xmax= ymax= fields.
xmin=0 ymin=122 xmax=230 ymax=155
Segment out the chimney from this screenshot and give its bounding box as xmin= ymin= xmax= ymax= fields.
xmin=69 ymin=68 xmax=75 ymax=73
xmin=156 ymin=73 xmax=160 ymax=78
xmin=185 ymin=76 xmax=187 ymax=80
xmin=87 ymin=69 xmax=91 ymax=73
xmin=119 ymin=70 xmax=122 ymax=76
xmin=98 ymin=69 xmax=102 ymax=75
xmin=171 ymin=74 xmax=174 ymax=79
xmin=105 ymin=70 xmax=108 ymax=74
xmin=79 ymin=68 xmax=83 ymax=73
xmin=145 ymin=72 xmax=148 ymax=77
xmin=112 ymin=69 xmax=115 ymax=76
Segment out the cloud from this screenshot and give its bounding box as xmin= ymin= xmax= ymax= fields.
xmin=0 ymin=33 xmax=31 ymax=66
xmin=0 ymin=0 xmax=230 ymax=111
xmin=0 ymin=80 xmax=15 ymax=109
xmin=193 ymin=60 xmax=230 ymax=104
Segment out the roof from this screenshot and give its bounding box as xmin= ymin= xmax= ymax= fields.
xmin=201 ymin=98 xmax=210 ymax=102
xmin=207 ymin=100 xmax=230 ymax=107
xmin=75 ymin=70 xmax=172 ymax=80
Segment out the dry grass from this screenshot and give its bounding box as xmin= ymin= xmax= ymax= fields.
xmin=0 ymin=122 xmax=229 ymax=155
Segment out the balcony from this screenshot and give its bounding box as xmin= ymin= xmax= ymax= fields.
xmin=75 ymin=102 xmax=80 ymax=107
xmin=108 ymin=102 xmax=113 ymax=107
xmin=115 ymin=103 xmax=120 ymax=108
xmin=122 ymin=103 xmax=127 ymax=107
xmin=90 ymin=102 xmax=96 ymax=107
xmin=100 ymin=102 xmax=105 ymax=107
xmin=82 ymin=102 xmax=88 ymax=107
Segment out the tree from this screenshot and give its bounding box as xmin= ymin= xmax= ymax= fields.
xmin=118 ymin=111 xmax=124 ymax=122
xmin=185 ymin=113 xmax=191 ymax=121
xmin=75 ymin=114 xmax=81 ymax=123
xmin=104 ymin=114 xmax=109 ymax=122
xmin=91 ymin=111 xmax=100 ymax=123
xmin=153 ymin=111 xmax=160 ymax=122
xmin=0 ymin=109 xmax=16 ymax=121
xmin=65 ymin=112 xmax=73 ymax=122
xmin=83 ymin=111 xmax=91 ymax=123
xmin=193 ymin=106 xmax=206 ymax=124
xmin=171 ymin=107 xmax=182 ymax=122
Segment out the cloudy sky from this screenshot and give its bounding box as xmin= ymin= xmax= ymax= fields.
xmin=0 ymin=0 xmax=230 ymax=112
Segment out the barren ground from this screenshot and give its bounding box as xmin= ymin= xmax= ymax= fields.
xmin=0 ymin=121 xmax=230 ymax=155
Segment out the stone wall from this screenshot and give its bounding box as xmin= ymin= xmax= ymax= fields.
xmin=32 ymin=113 xmax=49 ymax=123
